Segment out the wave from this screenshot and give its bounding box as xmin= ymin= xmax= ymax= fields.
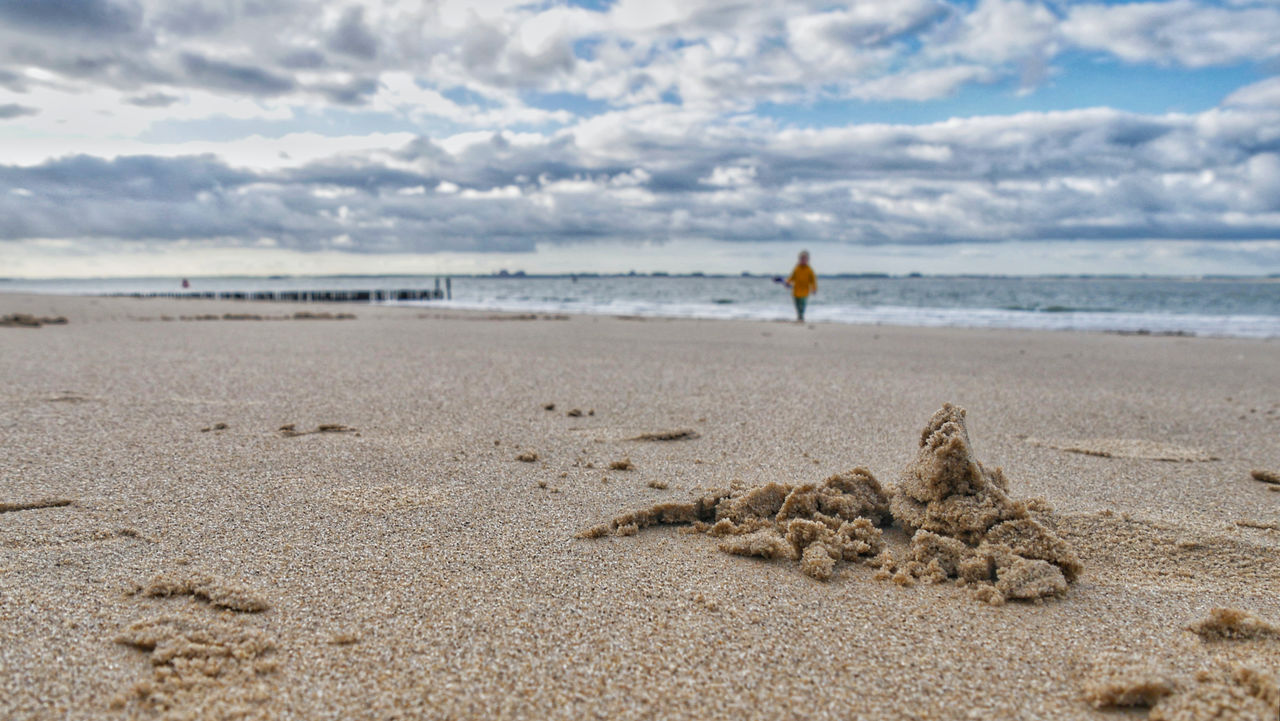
xmin=407 ymin=298 xmax=1280 ymax=339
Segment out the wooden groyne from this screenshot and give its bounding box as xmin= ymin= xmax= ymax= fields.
xmin=111 ymin=285 xmax=450 ymax=303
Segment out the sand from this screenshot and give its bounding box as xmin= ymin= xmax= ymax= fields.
xmin=2 ymin=292 xmax=1278 ymax=720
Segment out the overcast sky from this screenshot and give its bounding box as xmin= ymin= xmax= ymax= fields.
xmin=2 ymin=0 xmax=1280 ymax=277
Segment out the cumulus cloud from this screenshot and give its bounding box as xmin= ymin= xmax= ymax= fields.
xmin=3 ymin=102 xmax=1279 ymax=254
xmin=1062 ymin=0 xmax=1280 ymax=67
xmin=0 ymin=0 xmax=144 ymax=36
xmin=125 ymin=92 xmax=178 ymax=107
xmin=1 ymin=0 xmax=1276 ymax=113
xmin=179 ymin=52 xmax=296 ymax=96
xmin=1 ymin=0 xmax=1278 ymax=271
xmin=327 ymin=6 xmax=379 ymax=60
xmin=1224 ymin=76 xmax=1280 ymax=107
xmin=0 ymin=103 xmax=38 ymax=119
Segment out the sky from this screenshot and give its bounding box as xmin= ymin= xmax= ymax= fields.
xmin=2 ymin=0 xmax=1280 ymax=278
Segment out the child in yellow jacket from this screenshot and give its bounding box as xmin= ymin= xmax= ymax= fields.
xmin=785 ymin=250 xmax=816 ymax=322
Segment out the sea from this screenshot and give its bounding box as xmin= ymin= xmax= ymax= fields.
xmin=3 ymin=275 xmax=1278 ymax=339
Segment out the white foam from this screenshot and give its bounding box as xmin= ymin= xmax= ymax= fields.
xmin=425 ymin=298 xmax=1280 ymax=338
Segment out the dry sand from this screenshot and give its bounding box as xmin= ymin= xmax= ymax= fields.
xmin=1 ymin=292 xmax=1278 ymax=720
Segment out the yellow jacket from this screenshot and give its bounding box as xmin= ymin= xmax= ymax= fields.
xmin=788 ymin=265 xmax=816 ymax=298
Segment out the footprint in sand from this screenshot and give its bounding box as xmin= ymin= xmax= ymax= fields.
xmin=1025 ymin=437 xmax=1218 ymax=462
xmin=115 ymin=572 xmax=275 ymax=718
xmin=131 ymin=571 xmax=270 ymax=613
xmin=1083 ymin=610 xmax=1280 ymax=720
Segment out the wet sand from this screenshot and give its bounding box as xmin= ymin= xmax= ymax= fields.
xmin=1 ymin=292 xmax=1278 ymax=720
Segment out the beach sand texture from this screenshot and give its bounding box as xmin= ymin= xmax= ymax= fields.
xmin=1 ymin=293 xmax=1278 ymax=720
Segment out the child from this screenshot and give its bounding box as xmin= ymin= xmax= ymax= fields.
xmin=785 ymin=250 xmax=816 ymax=322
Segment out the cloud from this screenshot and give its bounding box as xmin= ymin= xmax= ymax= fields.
xmin=313 ymin=76 xmax=380 ymax=106
xmin=1 ymin=0 xmax=1278 ymax=275
xmin=126 ymin=92 xmax=178 ymax=107
xmin=1224 ymin=76 xmax=1280 ymax=108
xmin=1062 ymin=0 xmax=1280 ymax=67
xmin=0 ymin=103 xmax=38 ymax=119
xmin=327 ymin=6 xmax=379 ymax=60
xmin=0 ymin=67 xmax=28 ymax=91
xmin=179 ymin=52 xmax=296 ymax=96
xmin=933 ymin=0 xmax=1059 ymax=64
xmin=3 ymin=101 xmax=1279 ymax=254
xmin=0 ymin=0 xmax=143 ymax=36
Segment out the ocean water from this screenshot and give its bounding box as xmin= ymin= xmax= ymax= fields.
xmin=3 ymin=275 xmax=1278 ymax=339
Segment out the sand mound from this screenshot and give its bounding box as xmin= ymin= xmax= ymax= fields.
xmin=1082 ymin=654 xmax=1180 ymax=708
xmin=579 ymin=470 xmax=890 ymax=580
xmin=114 ymin=614 xmax=277 ymax=720
xmin=1026 ymin=437 xmax=1218 ymax=462
xmin=888 ymin=404 xmax=1081 ymax=602
xmin=584 ymin=404 xmax=1080 ymax=600
xmin=1186 ymin=608 xmax=1280 ymax=642
xmin=630 ymin=429 xmax=700 ymax=441
xmin=581 ymin=473 xmax=890 ymax=581
xmin=136 ymin=572 xmax=270 ymax=613
xmin=1251 ymin=469 xmax=1280 ymax=485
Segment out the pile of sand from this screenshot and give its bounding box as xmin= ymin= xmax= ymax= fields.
xmin=1186 ymin=608 xmax=1280 ymax=642
xmin=583 ymin=403 xmax=1081 ymax=602
xmin=579 ymin=468 xmax=890 ymax=581
xmin=1251 ymin=469 xmax=1280 ymax=485
xmin=883 ymin=404 xmax=1082 ymax=603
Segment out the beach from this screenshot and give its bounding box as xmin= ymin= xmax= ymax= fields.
xmin=2 ymin=292 xmax=1278 ymax=720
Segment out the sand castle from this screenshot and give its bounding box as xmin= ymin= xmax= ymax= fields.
xmin=583 ymin=403 xmax=1082 ymax=604
xmin=883 ymin=403 xmax=1082 ymax=602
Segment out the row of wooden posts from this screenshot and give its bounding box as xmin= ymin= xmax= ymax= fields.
xmin=114 ymin=279 xmax=452 ymax=303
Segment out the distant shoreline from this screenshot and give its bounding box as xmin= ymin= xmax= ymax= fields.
xmin=3 ymin=272 xmax=1279 ymax=282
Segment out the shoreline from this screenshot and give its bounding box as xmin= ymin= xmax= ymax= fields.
xmin=2 ymin=292 xmax=1278 ymax=719
xmin=5 ymin=290 xmax=1279 ymax=340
